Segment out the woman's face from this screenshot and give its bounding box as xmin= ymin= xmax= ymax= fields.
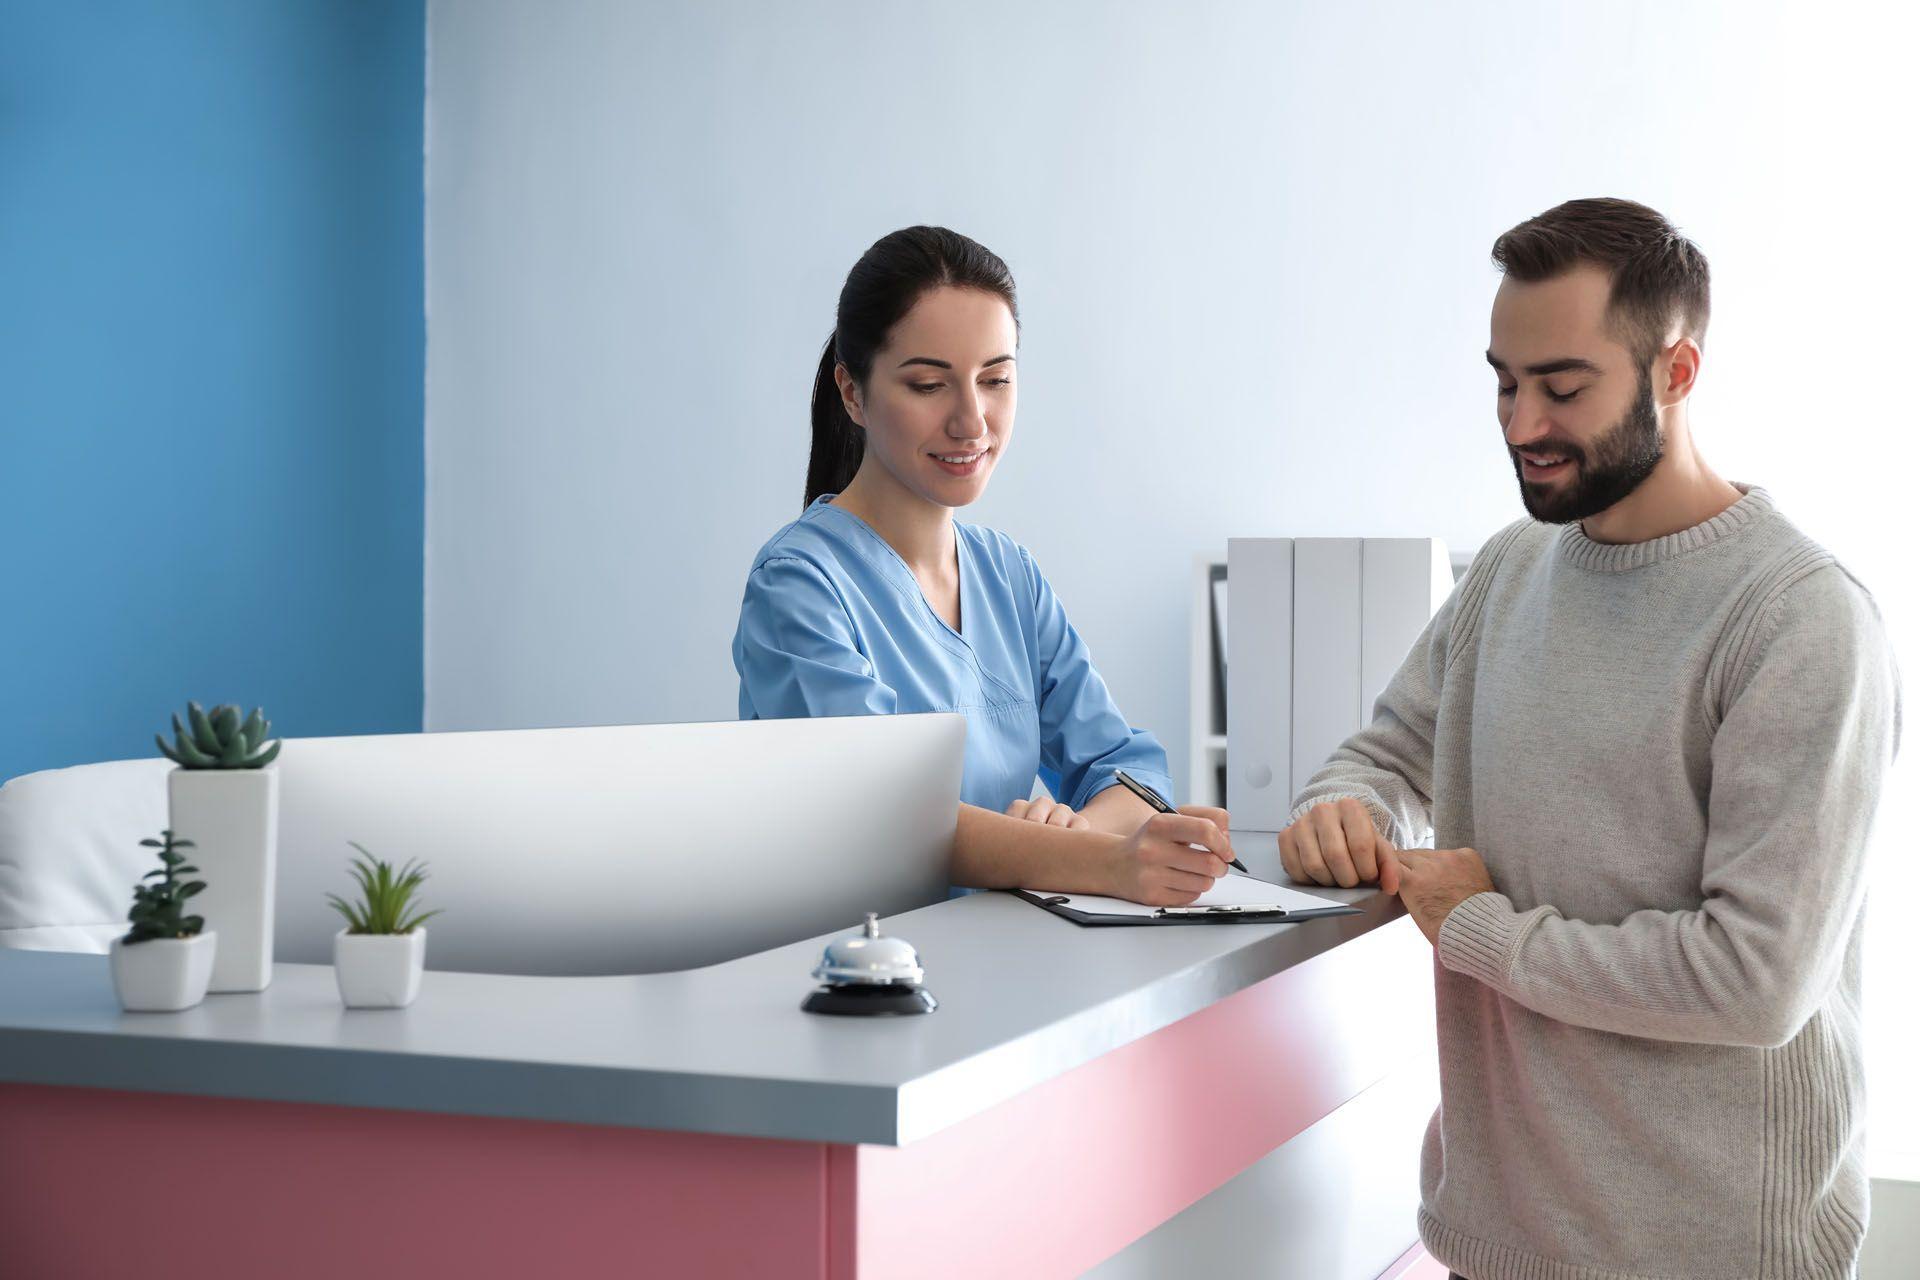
xmin=838 ymin=285 xmax=1018 ymax=509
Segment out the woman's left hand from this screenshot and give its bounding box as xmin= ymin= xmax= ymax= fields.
xmin=1005 ymin=796 xmax=1091 ymax=830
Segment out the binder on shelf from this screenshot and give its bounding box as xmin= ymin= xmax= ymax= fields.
xmin=1290 ymin=539 xmax=1363 ymax=799
xmin=1225 ymin=539 xmax=1294 ymax=830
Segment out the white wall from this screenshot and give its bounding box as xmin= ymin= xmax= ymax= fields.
xmin=426 ymin=0 xmax=1918 ymax=1166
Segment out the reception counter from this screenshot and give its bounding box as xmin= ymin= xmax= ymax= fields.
xmin=0 ymin=834 xmax=1439 ymax=1279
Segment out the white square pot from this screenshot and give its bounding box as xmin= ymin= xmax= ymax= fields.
xmin=168 ymin=766 xmax=278 ymax=993
xmin=109 ymin=931 xmax=217 ymax=1012
xmin=333 ymin=928 xmax=426 ymax=1008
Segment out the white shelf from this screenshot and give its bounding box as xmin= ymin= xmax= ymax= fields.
xmin=1191 ymin=543 xmax=1470 ymax=813
xmin=1188 ymin=555 xmax=1228 ymax=807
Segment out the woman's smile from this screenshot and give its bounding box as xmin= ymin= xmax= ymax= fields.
xmin=930 ymin=445 xmax=992 ymax=478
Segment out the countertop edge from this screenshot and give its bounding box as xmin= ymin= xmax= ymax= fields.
xmin=0 ymin=886 xmax=1405 ymax=1147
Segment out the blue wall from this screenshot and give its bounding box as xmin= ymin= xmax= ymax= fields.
xmin=0 ymin=1 xmax=425 ymax=782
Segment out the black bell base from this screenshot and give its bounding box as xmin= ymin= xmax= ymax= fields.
xmin=801 ymin=983 xmax=938 ymax=1016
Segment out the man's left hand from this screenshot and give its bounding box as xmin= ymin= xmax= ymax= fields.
xmin=1389 ymin=846 xmax=1496 ymax=945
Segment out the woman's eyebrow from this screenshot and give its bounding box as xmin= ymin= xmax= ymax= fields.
xmin=895 ymin=354 xmax=1018 ymax=370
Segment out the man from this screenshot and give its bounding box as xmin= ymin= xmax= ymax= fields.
xmin=1280 ymin=198 xmax=1900 ymax=1279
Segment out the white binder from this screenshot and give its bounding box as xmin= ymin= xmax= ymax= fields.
xmin=1225 ymin=538 xmax=1294 ymax=829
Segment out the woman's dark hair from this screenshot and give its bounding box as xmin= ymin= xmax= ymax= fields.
xmin=805 ymin=226 xmax=1019 ymax=508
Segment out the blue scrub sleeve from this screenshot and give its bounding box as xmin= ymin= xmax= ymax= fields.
xmin=735 ymin=557 xmax=898 ymax=720
xmin=1020 ymin=548 xmax=1176 ymax=810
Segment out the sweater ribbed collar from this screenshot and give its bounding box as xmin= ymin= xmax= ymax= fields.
xmin=1556 ymin=483 xmax=1770 ymax=572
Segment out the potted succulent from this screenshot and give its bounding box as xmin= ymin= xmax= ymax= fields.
xmin=157 ymin=701 xmax=282 ymax=993
xmin=109 ymin=830 xmax=217 ymax=1012
xmin=326 ymin=843 xmax=442 ymax=1009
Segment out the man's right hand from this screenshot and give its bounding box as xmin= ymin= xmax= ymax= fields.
xmin=1279 ymin=798 xmax=1400 ymax=892
xmin=1105 ymin=809 xmax=1233 ymax=906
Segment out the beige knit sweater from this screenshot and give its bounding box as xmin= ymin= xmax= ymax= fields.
xmin=1293 ymin=486 xmax=1901 ymax=1279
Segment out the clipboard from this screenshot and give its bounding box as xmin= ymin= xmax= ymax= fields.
xmin=1009 ymin=873 xmax=1362 ymax=928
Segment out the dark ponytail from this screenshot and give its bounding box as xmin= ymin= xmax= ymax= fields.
xmin=807 ymin=338 xmax=865 ymax=509
xmin=804 ymin=226 xmax=1018 ymax=508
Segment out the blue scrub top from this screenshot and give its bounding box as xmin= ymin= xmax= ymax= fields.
xmin=733 ymin=495 xmax=1175 ymax=814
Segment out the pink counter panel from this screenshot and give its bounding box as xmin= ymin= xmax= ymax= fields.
xmin=1 ymin=915 xmax=1433 ymax=1279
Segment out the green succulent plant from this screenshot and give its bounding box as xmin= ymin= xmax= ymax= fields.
xmin=124 ymin=829 xmax=207 ymax=944
xmin=156 ymin=700 xmax=281 ymax=769
xmin=326 ymin=843 xmax=443 ymax=936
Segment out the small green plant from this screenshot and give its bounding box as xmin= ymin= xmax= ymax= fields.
xmin=326 ymin=843 xmax=443 ymax=936
xmin=156 ymin=700 xmax=281 ymax=769
xmin=124 ymin=830 xmax=207 ymax=944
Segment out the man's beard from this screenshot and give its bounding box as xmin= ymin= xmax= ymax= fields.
xmin=1512 ymin=366 xmax=1664 ymax=525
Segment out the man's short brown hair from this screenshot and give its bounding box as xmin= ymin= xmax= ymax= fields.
xmin=1491 ymin=198 xmax=1710 ymax=366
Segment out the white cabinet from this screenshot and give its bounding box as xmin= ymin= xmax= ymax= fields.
xmin=1189 ymin=539 xmax=1458 ymax=826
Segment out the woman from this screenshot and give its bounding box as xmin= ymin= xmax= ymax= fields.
xmin=732 ymin=226 xmax=1230 ymax=906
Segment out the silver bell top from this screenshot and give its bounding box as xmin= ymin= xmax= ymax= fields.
xmin=812 ymin=913 xmax=925 ymax=987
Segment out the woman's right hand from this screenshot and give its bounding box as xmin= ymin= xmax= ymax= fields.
xmin=1105 ymin=809 xmax=1233 ymax=906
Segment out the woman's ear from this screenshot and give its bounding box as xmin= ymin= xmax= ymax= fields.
xmin=834 ymin=364 xmax=866 ymax=429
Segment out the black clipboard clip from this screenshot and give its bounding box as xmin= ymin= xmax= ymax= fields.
xmin=1153 ymin=904 xmax=1287 ymax=918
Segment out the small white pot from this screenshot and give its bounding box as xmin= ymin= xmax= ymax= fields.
xmin=110 ymin=931 xmax=218 ymax=1012
xmin=333 ymin=928 xmax=426 ymax=1009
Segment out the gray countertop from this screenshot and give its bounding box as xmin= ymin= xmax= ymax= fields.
xmin=0 ymin=835 xmax=1398 ymax=1147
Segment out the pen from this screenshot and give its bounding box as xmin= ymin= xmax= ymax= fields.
xmin=1112 ymin=769 xmax=1248 ymax=873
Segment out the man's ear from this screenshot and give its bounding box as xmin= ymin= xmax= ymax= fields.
xmin=834 ymin=364 xmax=866 ymax=429
xmin=1658 ymin=336 xmax=1702 ymax=407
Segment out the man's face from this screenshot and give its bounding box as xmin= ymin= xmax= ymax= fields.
xmin=1488 ymin=264 xmax=1663 ymax=524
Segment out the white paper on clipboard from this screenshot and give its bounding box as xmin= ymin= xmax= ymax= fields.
xmin=1027 ymin=872 xmax=1348 ymax=918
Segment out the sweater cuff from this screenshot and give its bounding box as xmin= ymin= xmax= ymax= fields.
xmin=1437 ymin=891 xmax=1556 ymax=990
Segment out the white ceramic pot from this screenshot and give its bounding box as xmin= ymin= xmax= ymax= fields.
xmin=109 ymin=931 xmax=217 ymax=1012
xmin=333 ymin=928 xmax=426 ymax=1009
xmin=168 ymin=766 xmax=279 ymax=993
